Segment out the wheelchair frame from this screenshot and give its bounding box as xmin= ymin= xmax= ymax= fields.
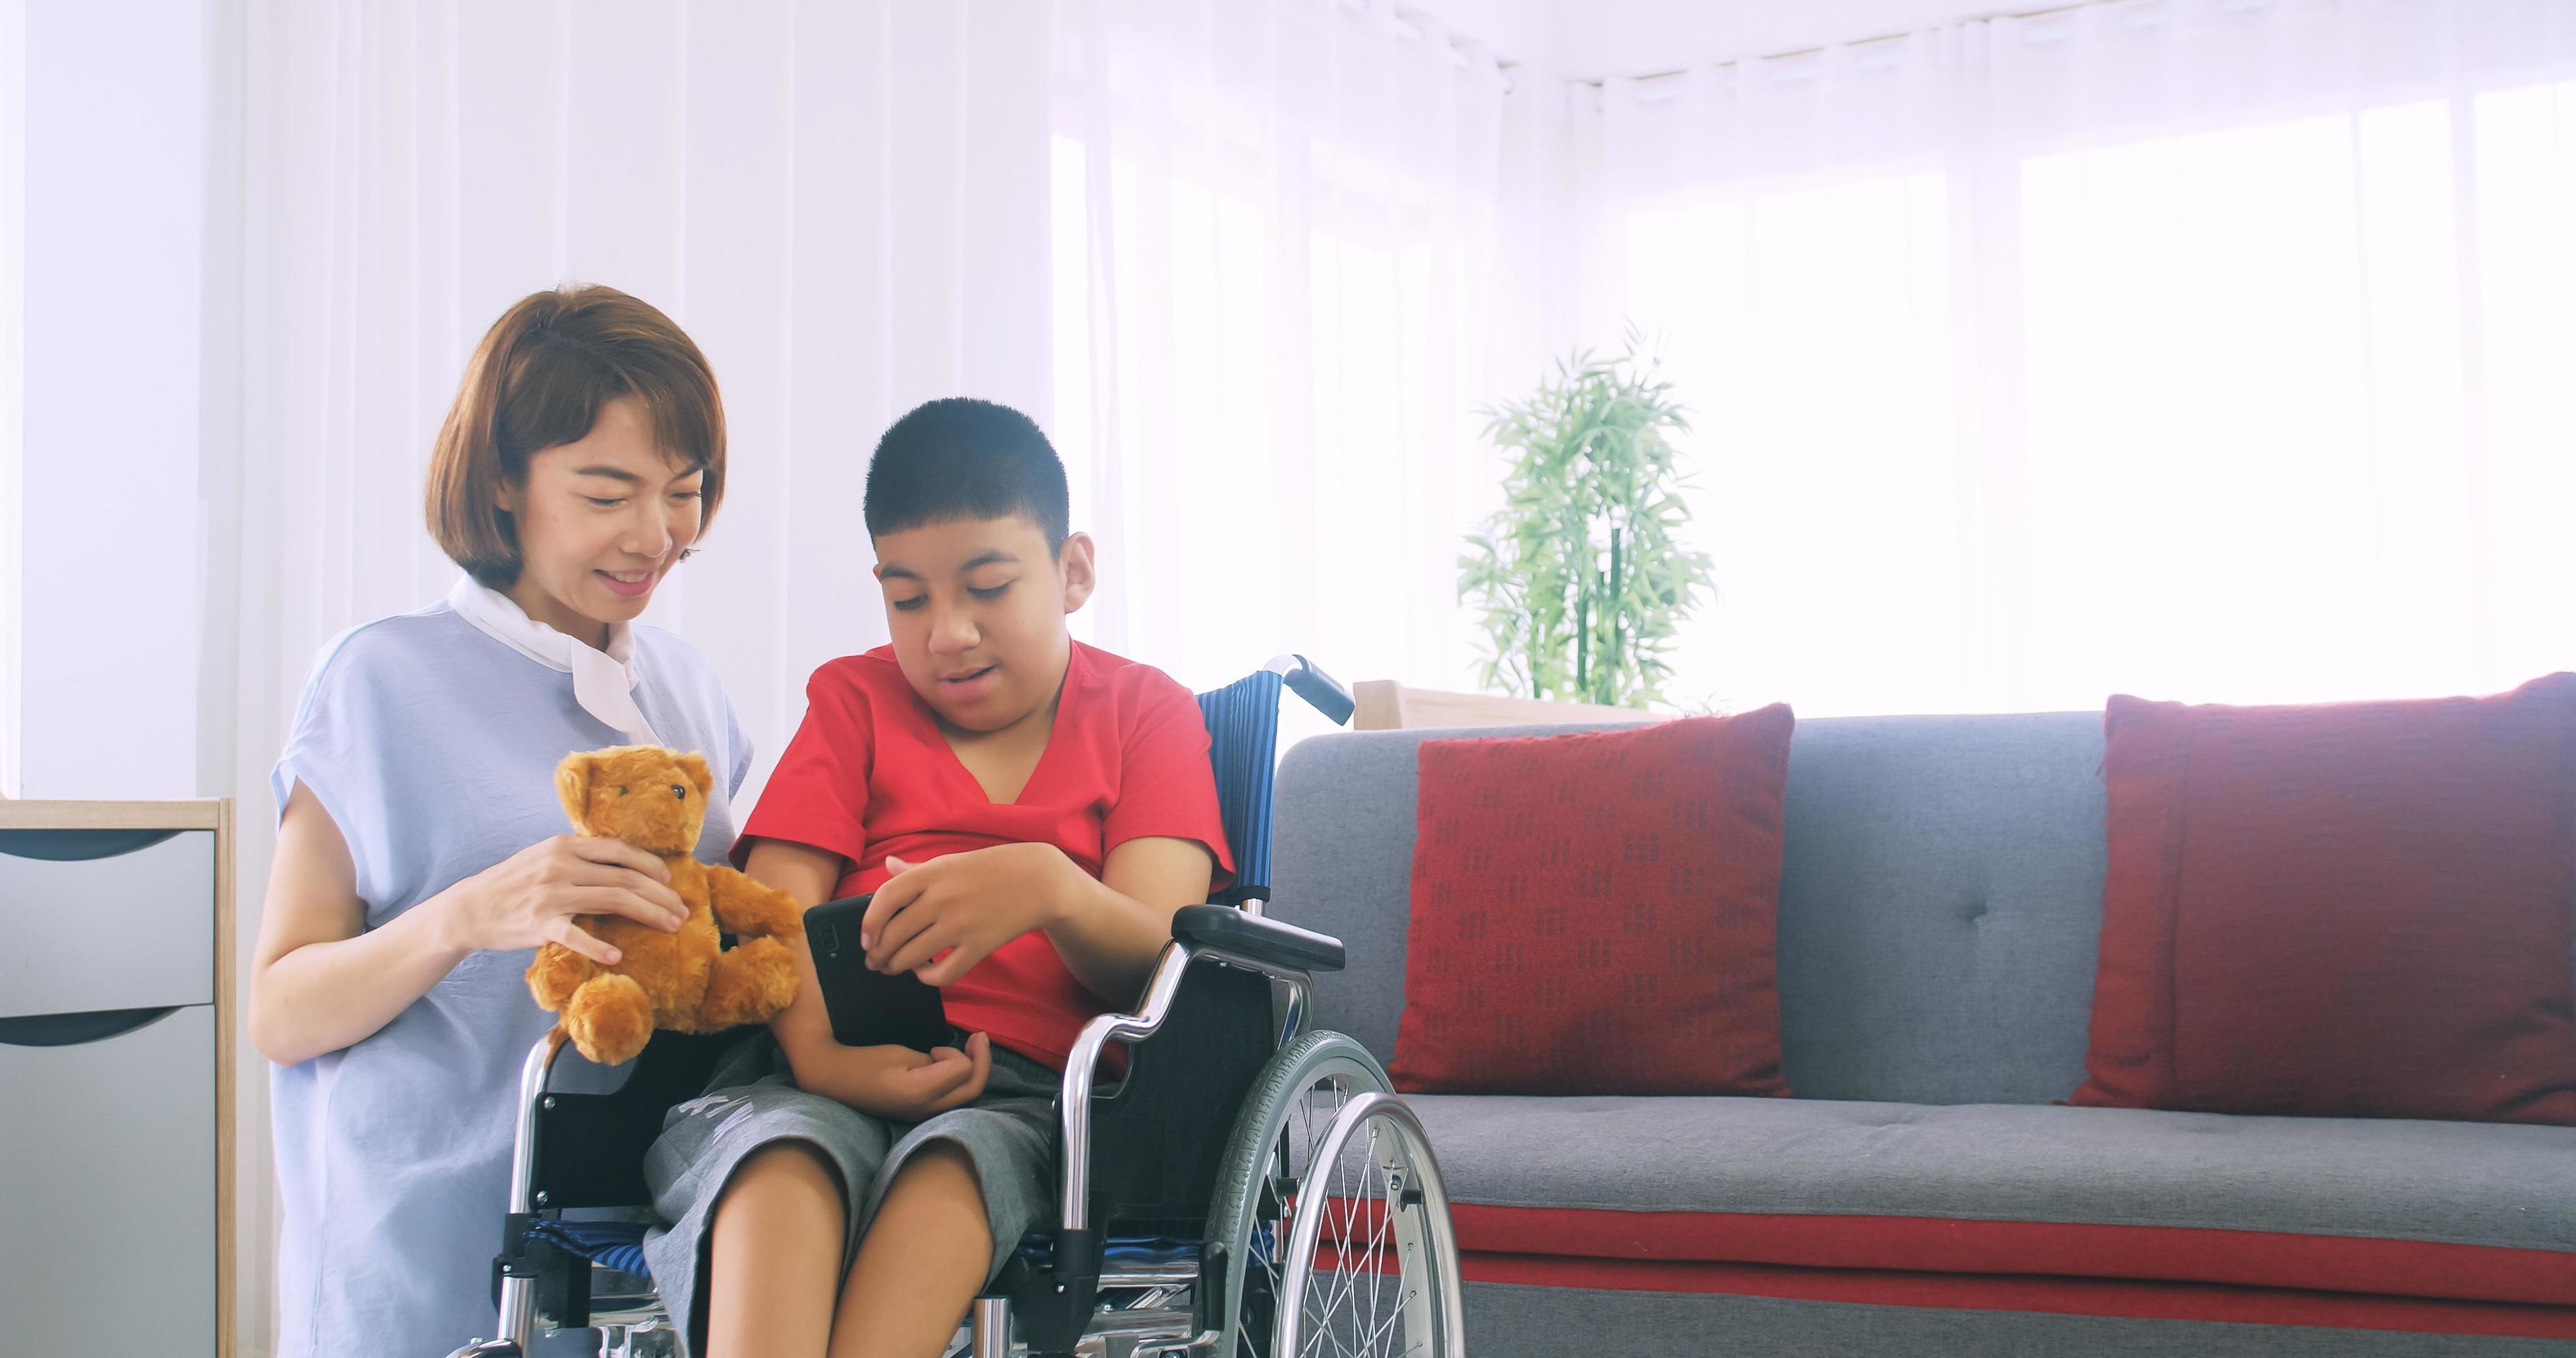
xmin=451 ymin=656 xmax=1462 ymax=1358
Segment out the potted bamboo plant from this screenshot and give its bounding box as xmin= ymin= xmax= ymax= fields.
xmin=1459 ymin=330 xmax=1715 ymax=709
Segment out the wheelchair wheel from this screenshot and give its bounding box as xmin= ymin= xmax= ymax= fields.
xmin=1203 ymin=1032 xmax=1465 ymax=1358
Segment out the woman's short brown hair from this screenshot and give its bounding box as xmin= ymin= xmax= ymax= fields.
xmin=426 ymin=284 xmax=726 ymax=588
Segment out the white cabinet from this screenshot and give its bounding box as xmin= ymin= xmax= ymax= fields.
xmin=0 ymin=802 xmax=234 ymax=1358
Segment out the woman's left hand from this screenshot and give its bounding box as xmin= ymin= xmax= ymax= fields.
xmin=859 ymin=843 xmax=1087 ymax=986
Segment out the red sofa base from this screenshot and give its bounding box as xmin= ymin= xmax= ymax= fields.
xmin=1459 ymin=1252 xmax=2576 ymax=1341
xmin=1449 ymin=1204 xmax=2576 ymax=1307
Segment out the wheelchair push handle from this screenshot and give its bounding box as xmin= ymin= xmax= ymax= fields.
xmin=1263 ymin=653 xmax=1356 ymax=727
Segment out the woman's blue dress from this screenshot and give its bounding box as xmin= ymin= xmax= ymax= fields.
xmin=268 ymin=592 xmax=748 ymax=1358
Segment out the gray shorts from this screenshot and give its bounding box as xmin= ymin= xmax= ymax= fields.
xmin=639 ymin=1030 xmax=1058 ymax=1358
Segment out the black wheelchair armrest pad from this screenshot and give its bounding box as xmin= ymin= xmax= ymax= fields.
xmin=1173 ymin=903 xmax=1345 ymax=973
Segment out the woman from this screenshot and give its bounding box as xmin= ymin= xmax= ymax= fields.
xmin=247 ymin=285 xmax=748 ymax=1357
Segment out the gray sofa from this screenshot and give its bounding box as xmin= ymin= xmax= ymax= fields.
xmin=1268 ymin=713 xmax=2576 ymax=1357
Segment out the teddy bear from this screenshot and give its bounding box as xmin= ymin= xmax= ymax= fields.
xmin=525 ymin=743 xmax=806 ymax=1066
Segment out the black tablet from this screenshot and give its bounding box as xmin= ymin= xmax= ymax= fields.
xmin=805 ymin=893 xmax=952 ymax=1052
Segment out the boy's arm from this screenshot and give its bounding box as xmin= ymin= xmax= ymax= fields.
xmin=742 ymin=838 xmax=850 ymax=1072
xmin=863 ymin=836 xmax=1215 ymax=1008
xmin=703 ymin=861 xmax=806 ymax=939
xmin=745 ymin=838 xmax=992 ymax=1116
xmin=1050 ymin=836 xmax=1217 ymax=1004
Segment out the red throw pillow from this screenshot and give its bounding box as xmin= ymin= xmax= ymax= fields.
xmin=2071 ymin=673 xmax=2576 ymax=1125
xmin=1390 ymin=709 xmax=1796 ymax=1097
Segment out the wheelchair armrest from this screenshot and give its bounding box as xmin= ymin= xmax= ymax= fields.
xmin=1172 ymin=903 xmax=1343 ymax=973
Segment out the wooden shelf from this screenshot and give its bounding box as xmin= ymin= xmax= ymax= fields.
xmin=1351 ymin=680 xmax=1669 ymax=732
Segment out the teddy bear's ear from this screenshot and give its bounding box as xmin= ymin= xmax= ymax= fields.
xmin=555 ymin=751 xmax=601 ymax=829
xmin=676 ymin=751 xmax=716 ymax=797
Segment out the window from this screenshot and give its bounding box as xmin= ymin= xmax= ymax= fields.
xmin=1051 ymin=110 xmax=1520 ymax=696
xmin=1624 ymin=173 xmax=1961 ymax=715
xmin=1620 ymin=76 xmax=2576 ymax=714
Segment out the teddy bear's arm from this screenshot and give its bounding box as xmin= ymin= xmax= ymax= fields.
xmin=704 ymin=863 xmax=807 ymax=940
xmin=526 ymin=941 xmax=596 ymax=1013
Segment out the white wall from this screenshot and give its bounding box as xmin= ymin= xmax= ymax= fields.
xmin=12 ymin=6 xmax=254 ymax=1354
xmin=18 ymin=0 xmax=212 ymax=800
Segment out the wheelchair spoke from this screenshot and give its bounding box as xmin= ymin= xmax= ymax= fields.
xmin=1248 ymin=1072 xmax=1351 ymax=1358
xmin=1314 ymin=1149 xmax=1369 ymax=1340
xmin=1365 ymin=1127 xmax=1399 ymax=1348
xmin=1356 ymin=1280 xmax=1414 ymax=1355
xmin=1218 ymin=1038 xmax=1457 ymax=1358
xmin=1251 ymin=1169 xmax=1288 ymax=1357
xmin=1361 ymin=1129 xmax=1405 ymax=1358
xmin=1292 ymin=1112 xmax=1435 ymax=1358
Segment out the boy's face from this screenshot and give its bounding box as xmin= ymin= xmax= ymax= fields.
xmin=873 ymin=515 xmax=1096 ymax=734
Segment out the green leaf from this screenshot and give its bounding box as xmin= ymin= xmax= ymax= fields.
xmin=1457 ymin=324 xmax=1719 ymax=706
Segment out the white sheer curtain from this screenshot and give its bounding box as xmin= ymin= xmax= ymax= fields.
xmin=220 ymin=3 xmax=1049 ymax=1346
xmin=227 ymin=0 xmax=1053 ymax=822
xmin=1583 ymin=0 xmax=2576 ymax=716
xmin=1049 ymin=0 xmax=1557 ymax=696
xmin=0 ymin=0 xmax=21 ymax=798
xmin=216 ymin=5 xmax=1552 ymax=1346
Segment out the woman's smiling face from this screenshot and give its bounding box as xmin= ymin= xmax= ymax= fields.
xmin=497 ymin=396 xmax=704 ymax=646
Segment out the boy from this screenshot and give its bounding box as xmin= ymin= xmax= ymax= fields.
xmin=640 ymin=398 xmax=1234 ymax=1358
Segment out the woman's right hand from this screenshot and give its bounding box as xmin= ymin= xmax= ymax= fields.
xmin=434 ymin=835 xmax=690 ymax=965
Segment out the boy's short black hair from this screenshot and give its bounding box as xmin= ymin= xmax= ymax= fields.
xmin=863 ymin=397 xmax=1071 ymax=549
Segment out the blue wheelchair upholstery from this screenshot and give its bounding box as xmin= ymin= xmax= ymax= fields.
xmin=1198 ymin=670 xmax=1286 ymax=894
xmin=1197 ymin=655 xmax=1355 ymax=896
xmin=526 ymin=1220 xmax=651 ymax=1278
xmin=528 ymin=1219 xmax=1203 ymax=1280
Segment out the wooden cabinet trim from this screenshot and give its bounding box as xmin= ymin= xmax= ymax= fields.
xmin=0 ymin=800 xmax=225 ymax=831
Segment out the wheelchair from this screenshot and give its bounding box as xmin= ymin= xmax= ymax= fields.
xmin=448 ymin=656 xmax=1465 ymax=1358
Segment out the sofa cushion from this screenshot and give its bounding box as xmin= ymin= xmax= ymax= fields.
xmin=1275 ymin=712 xmax=2119 ymax=1106
xmin=1394 ymin=1095 xmax=2576 ymax=1307
xmin=2074 ymin=675 xmax=2576 ymax=1125
xmin=1392 ymin=710 xmax=1796 ymax=1096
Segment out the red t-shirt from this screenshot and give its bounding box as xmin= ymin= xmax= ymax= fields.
xmin=741 ymin=640 xmax=1234 ymax=1070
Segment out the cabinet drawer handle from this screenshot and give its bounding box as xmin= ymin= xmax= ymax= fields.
xmin=0 ymin=829 xmax=182 ymax=862
xmin=0 ymin=1007 xmax=181 ymax=1047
